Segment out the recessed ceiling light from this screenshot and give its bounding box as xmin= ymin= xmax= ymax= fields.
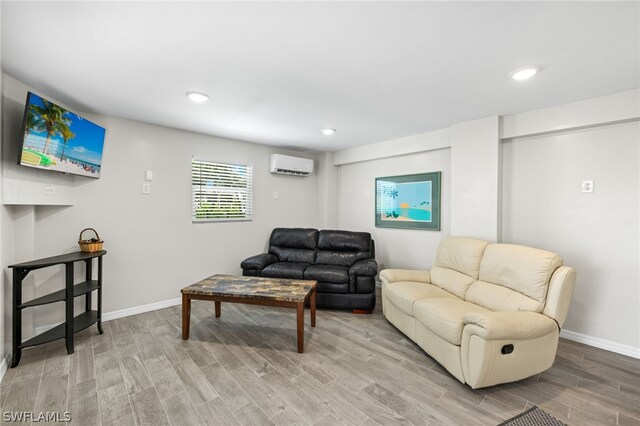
xmin=186 ymin=91 xmax=209 ymax=103
xmin=322 ymin=128 xmax=336 ymax=136
xmin=510 ymin=67 xmax=538 ymax=81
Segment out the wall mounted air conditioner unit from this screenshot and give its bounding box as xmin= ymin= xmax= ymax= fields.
xmin=269 ymin=154 xmax=314 ymax=176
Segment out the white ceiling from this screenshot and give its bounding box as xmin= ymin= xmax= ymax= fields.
xmin=2 ymin=2 xmax=639 ymax=152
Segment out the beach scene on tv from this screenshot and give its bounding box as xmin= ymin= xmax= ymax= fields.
xmin=377 ymin=180 xmax=432 ymax=222
xmin=19 ymin=92 xmax=105 ymax=178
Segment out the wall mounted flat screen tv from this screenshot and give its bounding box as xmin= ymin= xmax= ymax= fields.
xmin=18 ymin=92 xmax=106 ymax=179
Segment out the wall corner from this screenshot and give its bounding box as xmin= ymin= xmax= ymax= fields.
xmin=314 ymin=151 xmax=338 ymax=229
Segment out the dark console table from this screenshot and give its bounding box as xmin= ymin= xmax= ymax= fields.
xmin=9 ymin=250 xmax=106 ymax=367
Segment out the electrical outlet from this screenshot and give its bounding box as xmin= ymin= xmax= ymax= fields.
xmin=581 ymin=180 xmax=594 ymax=193
xmin=44 ymin=185 xmax=55 ymax=195
xmin=142 ymin=182 xmax=151 ymax=194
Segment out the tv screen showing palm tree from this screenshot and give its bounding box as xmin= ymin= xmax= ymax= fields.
xmin=18 ymin=92 xmax=106 ymax=178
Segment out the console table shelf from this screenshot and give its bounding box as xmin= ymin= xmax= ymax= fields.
xmin=19 ymin=311 xmax=98 ymax=349
xmin=9 ymin=250 xmax=106 ymax=368
xmin=18 ymin=280 xmax=100 ymax=308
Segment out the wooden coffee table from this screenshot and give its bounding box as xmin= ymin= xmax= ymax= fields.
xmin=181 ymin=274 xmax=317 ymax=353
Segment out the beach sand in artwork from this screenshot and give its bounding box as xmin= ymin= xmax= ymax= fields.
xmin=54 ymin=157 xmax=100 ymax=177
xmin=21 ymin=148 xmax=100 ymax=178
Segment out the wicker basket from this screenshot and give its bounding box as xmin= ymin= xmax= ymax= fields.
xmin=78 ymin=228 xmax=104 ymax=253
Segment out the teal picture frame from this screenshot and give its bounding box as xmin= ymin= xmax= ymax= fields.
xmin=375 ymin=172 xmax=441 ymax=230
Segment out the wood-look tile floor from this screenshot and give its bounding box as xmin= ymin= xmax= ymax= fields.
xmin=1 ymin=296 xmax=638 ymax=426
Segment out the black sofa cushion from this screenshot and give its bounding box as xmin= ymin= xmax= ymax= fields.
xmin=316 ymin=230 xmax=371 ymax=267
xmin=316 ymin=292 xmax=375 ymax=310
xmin=316 ymin=282 xmax=349 ymax=294
xmin=269 ymin=228 xmax=318 ymax=264
xmin=304 ymin=264 xmax=349 ymax=283
xmin=261 ymin=262 xmax=308 ymax=279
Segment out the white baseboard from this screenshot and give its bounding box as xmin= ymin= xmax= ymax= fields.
xmin=34 ymin=297 xmax=182 ymax=335
xmin=560 ymin=329 xmax=640 ymax=359
xmin=102 ymin=297 xmax=182 ymax=322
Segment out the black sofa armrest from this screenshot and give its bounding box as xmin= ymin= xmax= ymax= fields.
xmin=241 ymin=253 xmax=278 ymax=271
xmin=349 ymin=258 xmax=378 ymax=277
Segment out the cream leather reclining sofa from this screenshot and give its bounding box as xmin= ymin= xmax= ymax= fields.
xmin=380 ymin=236 xmax=576 ymax=389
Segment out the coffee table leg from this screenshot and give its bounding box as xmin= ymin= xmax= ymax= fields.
xmin=310 ymin=287 xmax=316 ymax=327
xmin=297 ymin=302 xmax=304 ymax=353
xmin=182 ymin=294 xmax=191 ymax=340
xmin=215 ymin=301 xmax=221 ymax=318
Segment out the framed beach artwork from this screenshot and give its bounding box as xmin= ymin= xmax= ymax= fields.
xmin=375 ymin=172 xmax=441 ymax=230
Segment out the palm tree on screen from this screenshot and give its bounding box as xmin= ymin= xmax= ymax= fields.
xmin=23 ymin=109 xmax=41 ymax=139
xmin=30 ymin=100 xmax=71 ymax=155
xmin=58 ymin=125 xmax=76 ymax=162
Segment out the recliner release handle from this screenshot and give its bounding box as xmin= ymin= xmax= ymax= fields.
xmin=501 ymin=344 xmax=514 ymax=355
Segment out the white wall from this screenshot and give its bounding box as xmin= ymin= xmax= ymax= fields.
xmin=334 ymin=128 xmax=450 ymax=166
xmin=1 ymin=74 xmax=319 ymax=348
xmin=503 ymin=121 xmax=640 ymax=350
xmin=450 ymin=116 xmax=501 ymax=241
xmin=501 ymin=90 xmax=640 ymax=139
xmin=337 ymin=148 xmax=451 ymax=271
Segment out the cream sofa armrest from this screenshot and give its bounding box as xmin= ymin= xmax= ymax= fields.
xmin=379 ymin=269 xmax=431 ymax=284
xmin=463 ymin=311 xmax=558 ymax=340
xmin=543 ymin=266 xmax=576 ymax=328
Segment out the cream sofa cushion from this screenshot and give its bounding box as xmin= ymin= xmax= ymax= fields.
xmin=413 ymin=298 xmax=490 ymax=345
xmin=478 ymin=244 xmax=562 ymax=303
xmin=430 ymin=267 xmax=475 ymax=299
xmin=433 ymin=236 xmax=488 ymax=278
xmin=385 ymin=282 xmax=456 ymax=316
xmin=465 ymin=280 xmax=542 ymax=313
xmin=431 ymin=237 xmax=488 ymax=298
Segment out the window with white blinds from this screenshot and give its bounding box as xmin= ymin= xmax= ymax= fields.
xmin=192 ymin=158 xmax=253 ymax=222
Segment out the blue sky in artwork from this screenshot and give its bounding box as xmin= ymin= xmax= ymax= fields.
xmin=396 ymin=181 xmax=431 ymax=207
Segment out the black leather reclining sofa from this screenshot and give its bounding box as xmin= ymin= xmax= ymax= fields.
xmin=241 ymin=228 xmax=378 ymax=312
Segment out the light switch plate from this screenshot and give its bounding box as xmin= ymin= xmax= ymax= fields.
xmin=145 ymin=170 xmax=153 ymax=181
xmin=581 ymin=180 xmax=594 ymax=193
xmin=142 ymin=182 xmax=151 ymax=194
